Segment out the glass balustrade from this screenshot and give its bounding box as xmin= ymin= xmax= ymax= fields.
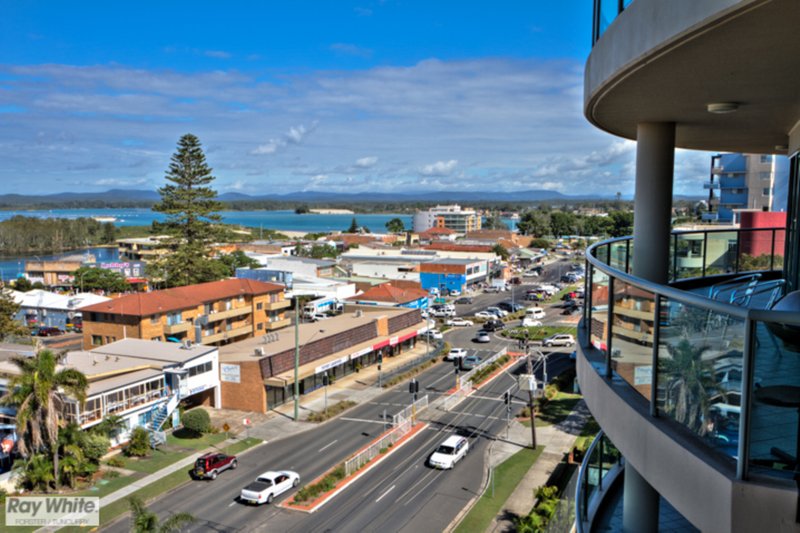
xmin=583 ymin=226 xmax=798 ymax=481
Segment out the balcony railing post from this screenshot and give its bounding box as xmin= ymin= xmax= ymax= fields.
xmin=625 ymin=238 xmax=631 ymax=274
xmin=737 ymin=317 xmax=757 ymax=481
xmin=598 ymin=435 xmax=604 ymax=491
xmin=650 ymin=296 xmax=661 ymax=418
xmin=672 ymin=233 xmax=678 ymax=283
xmin=605 ymin=276 xmax=615 ymax=379
xmin=584 ymin=261 xmax=592 ymax=328
xmin=770 ymin=228 xmax=776 ymax=271
xmin=735 ymin=229 xmax=742 ymax=274
xmin=702 ymin=231 xmax=708 ymax=278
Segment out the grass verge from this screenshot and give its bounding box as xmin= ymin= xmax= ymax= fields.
xmin=382 ymin=356 xmax=440 ymax=388
xmin=454 ymin=446 xmax=544 ymax=533
xmin=56 ymin=437 xmax=262 ymax=532
xmin=120 ymin=432 xmax=228 ymax=473
xmin=468 ymin=355 xmax=511 ymax=386
xmin=519 ymin=392 xmax=583 ymax=428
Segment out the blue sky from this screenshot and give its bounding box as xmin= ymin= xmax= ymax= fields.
xmin=0 ymin=1 xmax=708 ymax=196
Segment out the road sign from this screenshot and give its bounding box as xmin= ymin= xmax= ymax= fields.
xmin=222 ymin=423 xmax=230 ymax=432
xmin=518 ymin=374 xmax=537 ymax=392
xmin=243 ymin=418 xmax=251 ymax=426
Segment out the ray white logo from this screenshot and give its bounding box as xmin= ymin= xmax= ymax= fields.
xmin=5 ymin=496 xmax=99 ymax=526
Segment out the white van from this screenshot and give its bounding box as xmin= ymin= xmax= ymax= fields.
xmin=526 ymin=307 xmax=546 ymax=319
xmin=428 ymin=435 xmax=469 ymax=469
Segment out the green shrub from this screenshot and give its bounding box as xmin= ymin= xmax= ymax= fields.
xmin=103 ymin=469 xmax=120 ymax=479
xmin=81 ymin=432 xmax=111 ymax=463
xmin=124 ymin=427 xmax=151 ymax=457
xmin=106 ymin=456 xmax=125 ymax=468
xmin=181 ymin=409 xmax=212 ymax=435
xmin=293 ymin=463 xmax=347 ymax=503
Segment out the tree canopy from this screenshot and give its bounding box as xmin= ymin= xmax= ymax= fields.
xmin=152 ymin=134 xmax=226 ymax=287
xmin=71 ymin=266 xmax=131 ymax=293
xmin=491 ymin=243 xmax=510 ymax=260
xmin=483 ymin=213 xmax=509 ymax=231
xmin=385 ymin=217 xmax=405 ymax=234
xmin=0 ymin=287 xmax=27 ymax=337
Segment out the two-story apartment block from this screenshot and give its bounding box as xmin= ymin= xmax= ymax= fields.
xmin=412 ymin=205 xmax=482 ymax=234
xmin=79 ymin=278 xmax=290 ymax=349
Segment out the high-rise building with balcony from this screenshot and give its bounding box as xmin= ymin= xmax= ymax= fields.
xmin=578 ymin=1 xmax=800 ymax=532
xmin=705 ymin=153 xmax=789 ymax=223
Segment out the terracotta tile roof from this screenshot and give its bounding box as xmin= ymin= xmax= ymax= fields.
xmin=79 ymin=278 xmax=283 ymax=317
xmin=347 ymin=283 xmax=429 ymax=305
xmin=423 ymin=242 xmax=493 ymax=253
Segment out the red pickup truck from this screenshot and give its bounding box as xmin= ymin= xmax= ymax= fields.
xmin=193 ymin=453 xmax=238 ymax=480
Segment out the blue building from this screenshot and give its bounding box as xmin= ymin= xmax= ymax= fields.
xmin=705 ymin=153 xmax=789 ymax=223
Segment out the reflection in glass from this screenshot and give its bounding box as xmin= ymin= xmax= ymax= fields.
xmin=611 ymin=280 xmax=655 ymax=400
xmin=657 ymin=297 xmax=744 ymax=459
xmin=589 ymin=268 xmax=610 ymax=369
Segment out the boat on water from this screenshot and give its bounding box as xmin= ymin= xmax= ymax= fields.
xmin=92 ymin=216 xmax=118 ymax=223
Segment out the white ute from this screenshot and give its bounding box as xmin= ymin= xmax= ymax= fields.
xmin=240 ymin=470 xmax=300 ymax=505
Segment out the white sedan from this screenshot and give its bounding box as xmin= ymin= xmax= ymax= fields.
xmin=240 ymin=470 xmax=300 ymax=505
xmin=474 ymin=311 xmax=495 ymax=319
xmin=445 ymin=348 xmax=468 ymax=361
xmin=446 ymin=318 xmax=474 ymax=327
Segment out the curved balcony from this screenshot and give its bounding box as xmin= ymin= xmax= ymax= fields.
xmin=577 ymin=226 xmax=800 ymax=531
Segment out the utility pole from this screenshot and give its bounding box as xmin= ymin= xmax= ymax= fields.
xmin=525 ymin=336 xmax=537 ymax=449
xmin=293 ymin=297 xmax=300 ymax=422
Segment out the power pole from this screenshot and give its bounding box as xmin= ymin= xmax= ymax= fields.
xmin=293 ymin=297 xmax=300 ymax=422
xmin=525 ymin=337 xmax=537 ymax=449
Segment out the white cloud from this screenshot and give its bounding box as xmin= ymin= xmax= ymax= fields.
xmin=355 ymin=156 xmax=378 ymax=168
xmin=251 ymin=142 xmax=279 ymax=155
xmin=250 ymin=122 xmax=318 ymax=155
xmin=420 ymin=160 xmax=458 ymax=177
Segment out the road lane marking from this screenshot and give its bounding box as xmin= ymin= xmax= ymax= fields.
xmin=375 ymin=484 xmax=396 ymax=503
xmin=318 ymin=439 xmax=338 ymax=453
xmin=227 ymin=502 xmax=236 ymax=507
xmin=340 ymin=416 xmax=388 ymax=425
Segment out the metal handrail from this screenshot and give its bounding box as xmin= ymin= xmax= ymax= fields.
xmin=575 ymin=430 xmax=605 ymax=533
xmin=585 ymin=234 xmax=800 ymax=326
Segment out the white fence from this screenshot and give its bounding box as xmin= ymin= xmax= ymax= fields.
xmin=392 ymin=395 xmax=429 ymax=427
xmin=440 ymin=380 xmax=473 ymax=412
xmin=345 ymin=417 xmax=412 ymax=476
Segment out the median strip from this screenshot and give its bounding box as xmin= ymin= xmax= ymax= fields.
xmin=281 ymin=422 xmax=428 ymax=513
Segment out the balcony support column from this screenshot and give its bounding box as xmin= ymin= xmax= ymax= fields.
xmin=623 ymin=462 xmax=659 ymax=533
xmin=633 ymin=122 xmax=675 ymax=284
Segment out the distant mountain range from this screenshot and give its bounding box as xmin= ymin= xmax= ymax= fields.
xmin=0 ymin=189 xmax=702 ymax=207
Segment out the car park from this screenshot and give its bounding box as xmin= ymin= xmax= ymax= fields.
xmin=474 ymin=331 xmax=491 ymax=343
xmin=445 ymin=348 xmax=468 ymax=361
xmin=428 ymin=435 xmax=469 ymax=469
xmin=460 ymin=355 xmax=482 ymax=370
xmin=240 ymin=470 xmax=300 ymax=505
xmin=543 ymin=334 xmax=575 ymax=347
xmin=446 ymin=317 xmax=474 ymax=327
xmin=193 ymin=453 xmax=238 ymax=480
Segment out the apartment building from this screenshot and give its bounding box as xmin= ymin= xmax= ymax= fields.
xmin=412 ymin=205 xmax=482 ymax=233
xmin=117 ymin=236 xmax=172 ymax=262
xmin=578 ymin=2 xmax=800 ymax=532
xmin=79 ymin=278 xmax=290 ymax=349
xmin=705 ymin=153 xmax=790 ymax=223
xmin=24 ymin=255 xmax=93 ymax=288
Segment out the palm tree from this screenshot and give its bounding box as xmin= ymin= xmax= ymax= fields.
xmin=16 ymin=453 xmax=55 ymax=492
xmin=128 ymin=496 xmax=194 ymax=533
xmin=660 ymin=338 xmax=719 ymax=434
xmin=58 ymin=423 xmax=87 ymax=489
xmin=0 ymin=349 xmax=88 ymax=490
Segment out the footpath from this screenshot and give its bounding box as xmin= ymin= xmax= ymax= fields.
xmin=480 ymin=401 xmax=590 ymax=533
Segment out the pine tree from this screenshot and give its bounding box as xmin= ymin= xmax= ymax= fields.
xmin=0 ymin=287 xmax=27 ymax=338
xmin=152 ymin=134 xmax=225 ymax=287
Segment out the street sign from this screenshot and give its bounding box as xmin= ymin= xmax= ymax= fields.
xmin=222 ymin=423 xmax=230 ymax=432
xmin=242 ymin=418 xmax=251 ymax=426
xmin=518 ymin=374 xmax=536 ymax=392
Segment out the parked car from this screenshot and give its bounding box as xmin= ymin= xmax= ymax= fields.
xmin=240 ymin=470 xmax=300 ymax=505
xmin=445 ymin=348 xmax=468 ymax=361
xmin=34 ymin=327 xmax=64 ymax=337
xmin=524 ymin=269 xmax=540 ymax=277
xmin=483 ymin=286 xmax=501 ymax=293
xmin=498 ymin=301 xmax=524 ymax=313
xmin=431 ymin=308 xmax=456 ymax=318
xmin=525 ymin=307 xmax=546 ymax=319
xmin=525 ymin=292 xmax=544 ymax=302
xmin=446 ymin=318 xmax=474 ymax=327
xmin=449 ymin=289 xmax=462 ymax=297
xmin=486 ymin=307 xmax=508 ymax=317
xmin=521 ymin=317 xmax=543 ymax=327
xmin=482 ymin=320 xmax=506 ymax=332
xmin=311 ymin=313 xmax=329 ymax=322
xmin=474 ymin=311 xmax=495 ymax=319
xmin=474 ymin=331 xmax=491 ymax=343
xmin=460 ymin=355 xmax=482 ymax=371
xmin=542 ymin=334 xmax=576 ymax=347
xmin=453 ymin=297 xmax=474 ymax=305
xmin=423 ymin=329 xmax=444 ymax=340
xmin=428 ymin=435 xmax=469 ymax=469
xmin=193 ymin=453 xmax=238 ymax=480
